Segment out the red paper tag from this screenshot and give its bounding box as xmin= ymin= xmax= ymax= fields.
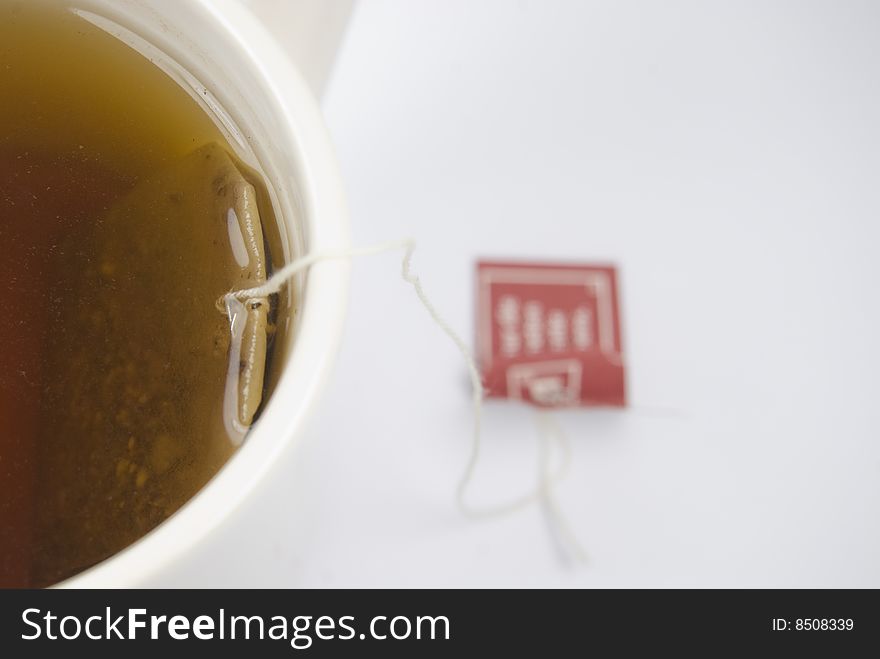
xmin=476 ymin=260 xmax=626 ymax=408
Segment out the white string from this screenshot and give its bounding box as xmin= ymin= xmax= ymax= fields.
xmin=222 ymin=239 xmax=585 ymax=559
xmin=224 ymin=239 xmax=416 ymax=302
xmin=536 ymin=412 xmax=588 ymax=564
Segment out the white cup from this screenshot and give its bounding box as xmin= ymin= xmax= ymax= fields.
xmin=59 ymin=0 xmax=350 ymax=587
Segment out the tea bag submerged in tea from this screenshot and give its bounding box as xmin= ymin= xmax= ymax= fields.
xmin=32 ymin=143 xmax=271 ymax=585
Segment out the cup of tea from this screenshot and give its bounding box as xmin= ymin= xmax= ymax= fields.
xmin=0 ymin=0 xmax=349 ymax=587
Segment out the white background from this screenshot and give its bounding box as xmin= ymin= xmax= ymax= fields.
xmin=172 ymin=0 xmax=880 ymax=587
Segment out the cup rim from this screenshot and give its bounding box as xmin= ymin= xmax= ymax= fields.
xmin=60 ymin=0 xmax=350 ymax=587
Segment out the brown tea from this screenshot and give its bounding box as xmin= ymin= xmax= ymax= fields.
xmin=0 ymin=1 xmax=278 ymax=587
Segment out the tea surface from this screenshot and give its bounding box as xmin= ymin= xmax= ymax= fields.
xmin=0 ymin=1 xmax=274 ymax=587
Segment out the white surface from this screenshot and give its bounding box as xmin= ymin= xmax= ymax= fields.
xmin=172 ymin=0 xmax=880 ymax=587
xmin=242 ymin=0 xmax=354 ymax=97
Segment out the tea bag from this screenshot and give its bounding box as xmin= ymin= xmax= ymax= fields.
xmin=32 ymin=143 xmax=270 ymax=585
